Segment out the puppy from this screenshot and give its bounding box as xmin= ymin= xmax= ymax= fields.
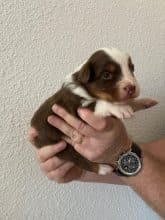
xmin=30 ymin=48 xmax=157 ymax=175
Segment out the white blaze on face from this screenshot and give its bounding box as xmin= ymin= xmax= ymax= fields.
xmin=101 ymin=48 xmax=140 ymax=97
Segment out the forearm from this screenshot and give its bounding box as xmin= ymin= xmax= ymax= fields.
xmin=79 ymin=140 xmax=165 ymax=217
xmin=79 ymin=170 xmax=125 ymax=185
xmin=121 ymin=143 xmax=165 ymax=217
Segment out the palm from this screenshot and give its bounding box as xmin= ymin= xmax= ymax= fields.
xmin=83 ymin=118 xmax=129 ymax=164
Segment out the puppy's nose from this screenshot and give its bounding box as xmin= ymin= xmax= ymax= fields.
xmin=124 ymin=85 xmax=136 ymax=96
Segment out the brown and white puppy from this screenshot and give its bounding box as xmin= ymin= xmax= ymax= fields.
xmin=30 ymin=48 xmax=157 ymax=175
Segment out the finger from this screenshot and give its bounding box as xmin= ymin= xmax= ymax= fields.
xmin=48 ymin=115 xmax=75 ymax=138
xmin=41 ymin=157 xmax=66 ymax=173
xmin=62 ymin=136 xmax=72 ymax=145
xmin=51 ymin=104 xmax=96 ymax=136
xmin=62 ymin=132 xmax=86 ymax=151
xmin=47 ymin=161 xmax=75 ymax=182
xmin=37 ymin=141 xmax=67 ymax=162
xmin=48 ymin=116 xmax=88 ymax=146
xmin=28 ymin=127 xmax=38 ymax=145
xmin=78 ymin=108 xmax=112 ymax=131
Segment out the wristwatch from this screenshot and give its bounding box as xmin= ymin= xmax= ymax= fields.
xmin=114 ymin=142 xmax=142 ymax=176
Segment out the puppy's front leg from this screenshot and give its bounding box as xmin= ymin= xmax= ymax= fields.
xmin=128 ymin=98 xmax=158 ymax=113
xmin=94 ymin=98 xmax=158 ymax=119
xmin=94 ymin=100 xmax=134 ymax=119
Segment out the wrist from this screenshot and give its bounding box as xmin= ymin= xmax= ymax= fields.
xmin=78 ymin=170 xmax=126 ymax=185
xmin=109 ymin=137 xmax=133 ymax=166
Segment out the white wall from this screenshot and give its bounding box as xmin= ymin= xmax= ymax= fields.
xmin=1 ymin=1 xmax=165 ymax=219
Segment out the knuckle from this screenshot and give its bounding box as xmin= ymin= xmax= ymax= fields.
xmin=41 ymin=165 xmax=50 ymax=176
xmin=40 ymin=162 xmax=46 ymax=171
xmin=47 ymin=173 xmax=55 ymax=181
xmin=47 ymin=172 xmax=64 ymax=182
xmin=56 ymin=177 xmax=65 ymax=184
xmin=47 ymin=160 xmax=55 ymax=171
xmin=55 ymin=168 xmax=65 ymax=178
xmin=71 ymin=130 xmax=82 ymax=144
xmin=77 ymin=121 xmax=85 ymax=132
xmin=37 ymin=151 xmax=44 ymax=162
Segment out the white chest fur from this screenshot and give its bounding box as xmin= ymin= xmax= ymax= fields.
xmin=94 ymin=100 xmax=134 ymax=119
xmin=66 ymin=79 xmax=133 ymax=120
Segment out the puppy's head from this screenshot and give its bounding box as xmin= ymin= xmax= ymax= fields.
xmin=73 ymin=48 xmax=140 ymax=102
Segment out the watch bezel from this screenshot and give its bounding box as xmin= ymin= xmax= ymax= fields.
xmin=117 ymin=151 xmax=142 ymax=176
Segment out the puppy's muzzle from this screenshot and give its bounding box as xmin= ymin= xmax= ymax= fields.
xmin=124 ymin=85 xmax=136 ymax=97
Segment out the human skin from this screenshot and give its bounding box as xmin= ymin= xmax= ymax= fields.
xmin=29 ymin=105 xmax=165 ymax=217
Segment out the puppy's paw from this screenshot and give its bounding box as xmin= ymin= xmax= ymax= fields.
xmin=129 ymin=98 xmax=158 ymax=112
xmin=140 ymin=98 xmax=158 ymax=109
xmin=111 ymin=105 xmax=134 ymax=119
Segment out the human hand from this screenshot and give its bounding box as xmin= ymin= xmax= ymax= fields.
xmin=28 ymin=97 xmax=157 ymax=183
xmin=47 ymin=105 xmax=131 ymax=166
xmin=28 ymin=128 xmax=85 ymax=183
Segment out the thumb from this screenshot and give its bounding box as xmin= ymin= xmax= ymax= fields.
xmin=77 ymin=108 xmax=114 ymax=131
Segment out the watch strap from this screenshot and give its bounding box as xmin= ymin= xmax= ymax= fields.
xmin=131 ymin=142 xmax=142 ymax=158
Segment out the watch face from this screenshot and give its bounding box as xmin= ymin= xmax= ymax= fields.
xmin=118 ymin=152 xmax=142 ymax=176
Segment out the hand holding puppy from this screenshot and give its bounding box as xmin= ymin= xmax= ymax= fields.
xmin=29 ymin=96 xmax=157 ymax=183
xmin=48 ymin=105 xmax=131 ymax=166
xmin=29 ymin=106 xmax=130 ymax=182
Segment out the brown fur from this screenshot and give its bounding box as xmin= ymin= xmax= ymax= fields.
xmin=31 ymin=87 xmax=100 ymax=173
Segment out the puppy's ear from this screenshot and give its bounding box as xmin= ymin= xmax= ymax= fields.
xmin=73 ymin=62 xmax=93 ymax=84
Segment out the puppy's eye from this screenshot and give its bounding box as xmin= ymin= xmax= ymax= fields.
xmin=102 ymin=72 xmax=113 ymax=80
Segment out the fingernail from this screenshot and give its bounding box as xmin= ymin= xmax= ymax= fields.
xmin=52 ymin=104 xmax=58 ymax=112
xmin=59 ymin=141 xmax=67 ymax=148
xmin=47 ymin=115 xmax=54 ymax=123
xmin=77 ymin=108 xmax=87 ymax=118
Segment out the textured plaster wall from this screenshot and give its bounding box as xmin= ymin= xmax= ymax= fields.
xmin=1 ymin=1 xmax=165 ymax=220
